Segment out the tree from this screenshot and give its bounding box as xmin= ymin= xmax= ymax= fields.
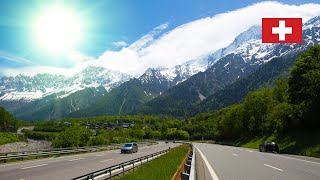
xmin=288 ymin=45 xmax=320 ymax=129
xmin=52 ymin=125 xmax=92 ymax=148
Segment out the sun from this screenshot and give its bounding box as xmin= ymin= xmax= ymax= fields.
xmin=33 ymin=6 xmax=83 ymax=53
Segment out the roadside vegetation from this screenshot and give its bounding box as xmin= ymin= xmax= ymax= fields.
xmin=0 ymin=132 xmax=19 ymax=145
xmin=118 ymin=145 xmax=189 ymax=180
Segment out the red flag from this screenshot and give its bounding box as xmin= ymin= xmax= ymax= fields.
xmin=262 ymin=18 xmax=302 ymax=43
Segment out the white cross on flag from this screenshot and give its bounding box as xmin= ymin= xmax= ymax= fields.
xmin=262 ymin=18 xmax=302 ymax=43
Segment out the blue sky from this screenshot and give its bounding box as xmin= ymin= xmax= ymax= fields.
xmin=0 ymin=0 xmax=320 ymax=76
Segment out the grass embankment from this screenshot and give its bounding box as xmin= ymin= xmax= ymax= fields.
xmin=0 ymin=132 xmax=19 ymax=145
xmin=227 ymin=132 xmax=320 ymax=158
xmin=118 ymin=145 xmax=189 ymax=180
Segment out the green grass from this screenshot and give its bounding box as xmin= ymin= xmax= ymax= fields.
xmin=227 ymin=132 xmax=320 ymax=158
xmin=0 ymin=132 xmax=20 ymax=145
xmin=118 ymin=145 xmax=189 ymax=180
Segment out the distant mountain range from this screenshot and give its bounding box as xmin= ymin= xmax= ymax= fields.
xmin=1 ymin=16 xmax=320 ymax=120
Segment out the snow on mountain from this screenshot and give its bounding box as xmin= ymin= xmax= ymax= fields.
xmin=0 ymin=66 xmax=131 ymax=102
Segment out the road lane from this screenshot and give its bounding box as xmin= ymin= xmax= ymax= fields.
xmin=194 ymin=143 xmax=320 ymax=180
xmin=0 ymin=142 xmax=179 ymax=180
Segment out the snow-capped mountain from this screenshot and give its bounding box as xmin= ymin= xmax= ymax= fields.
xmin=136 ymin=16 xmax=320 ymax=116
xmin=0 ymin=66 xmax=131 ymax=102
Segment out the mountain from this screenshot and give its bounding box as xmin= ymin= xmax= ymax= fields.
xmin=66 ymin=25 xmax=267 ymax=118
xmin=68 ymin=63 xmax=208 ymax=117
xmin=0 ymin=66 xmax=131 ymax=120
xmin=135 ymin=16 xmax=320 ymax=117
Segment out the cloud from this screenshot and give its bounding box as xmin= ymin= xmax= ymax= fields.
xmin=0 ymin=51 xmax=35 ymax=65
xmin=3 ymin=2 xmax=320 ymax=77
xmin=112 ymin=41 xmax=128 ymax=47
xmin=95 ymin=1 xmax=320 ymax=75
xmin=128 ymin=22 xmax=169 ymax=52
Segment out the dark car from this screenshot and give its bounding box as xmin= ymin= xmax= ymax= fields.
xmin=259 ymin=142 xmax=279 ymax=153
xmin=121 ymin=143 xmax=138 ymax=153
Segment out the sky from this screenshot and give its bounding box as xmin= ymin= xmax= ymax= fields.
xmin=0 ymin=0 xmax=320 ymax=77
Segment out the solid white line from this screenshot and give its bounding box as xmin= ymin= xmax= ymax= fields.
xmin=21 ymin=164 xmax=48 ymax=170
xmin=69 ymin=158 xmax=84 ymax=162
xmin=100 ymin=159 xmax=113 ymax=162
xmin=232 ymin=153 xmax=239 ymax=156
xmin=194 ymin=146 xmax=219 ymax=180
xmin=264 ymin=164 xmax=284 ymax=171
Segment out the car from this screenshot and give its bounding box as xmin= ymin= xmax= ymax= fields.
xmin=165 ymin=140 xmax=169 ymax=143
xmin=259 ymin=142 xmax=279 ymax=153
xmin=121 ymin=143 xmax=138 ymax=153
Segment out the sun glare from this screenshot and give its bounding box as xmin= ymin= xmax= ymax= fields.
xmin=33 ymin=6 xmax=83 ymax=53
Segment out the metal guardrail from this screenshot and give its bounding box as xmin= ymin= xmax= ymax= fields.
xmin=181 ymin=144 xmax=195 ymax=180
xmin=0 ymin=142 xmax=151 ymax=162
xmin=71 ymin=148 xmax=171 ymax=180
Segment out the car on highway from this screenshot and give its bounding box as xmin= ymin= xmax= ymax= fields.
xmin=259 ymin=142 xmax=279 ymax=153
xmin=121 ymin=143 xmax=138 ymax=153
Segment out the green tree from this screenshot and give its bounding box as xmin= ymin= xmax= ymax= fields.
xmin=288 ymin=45 xmax=320 ymax=129
xmin=53 ymin=125 xmax=92 ymax=148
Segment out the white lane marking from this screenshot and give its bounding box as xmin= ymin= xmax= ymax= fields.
xmin=21 ymin=164 xmax=48 ymax=170
xmin=275 ymin=154 xmax=320 ymax=166
xmin=232 ymin=153 xmax=239 ymax=156
xmin=100 ymin=159 xmax=113 ymax=162
xmin=95 ymin=154 xmax=105 ymax=156
xmin=239 ymin=149 xmax=244 ymax=151
xmin=69 ymin=158 xmax=84 ymax=162
xmin=194 ymin=146 xmax=219 ymax=180
xmin=247 ymin=150 xmax=253 ymax=153
xmin=264 ymin=164 xmax=284 ymax=171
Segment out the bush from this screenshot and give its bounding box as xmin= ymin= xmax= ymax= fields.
xmin=0 ymin=132 xmax=20 ymax=145
xmin=23 ymin=129 xmax=57 ymax=141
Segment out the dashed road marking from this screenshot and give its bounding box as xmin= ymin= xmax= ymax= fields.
xmin=232 ymin=153 xmax=239 ymax=156
xmin=100 ymin=159 xmax=113 ymax=162
xmin=69 ymin=158 xmax=84 ymax=162
xmin=264 ymin=164 xmax=284 ymax=171
xmin=21 ymin=164 xmax=48 ymax=170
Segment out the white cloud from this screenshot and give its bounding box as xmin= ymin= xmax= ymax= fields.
xmin=96 ymin=1 xmax=320 ymax=75
xmin=112 ymin=41 xmax=128 ymax=47
xmin=2 ymin=2 xmax=320 ymax=77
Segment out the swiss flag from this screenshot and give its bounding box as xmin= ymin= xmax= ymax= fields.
xmin=262 ymin=18 xmax=302 ymax=43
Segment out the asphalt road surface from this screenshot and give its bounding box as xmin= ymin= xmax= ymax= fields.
xmin=194 ymin=142 xmax=320 ymax=180
xmin=0 ymin=142 xmax=179 ymax=180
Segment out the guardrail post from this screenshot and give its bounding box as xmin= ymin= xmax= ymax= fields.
xmin=108 ymin=168 xmax=112 ymax=179
xmin=140 ymin=158 xmax=142 ymax=166
xmin=91 ymin=173 xmax=94 ymax=180
xmin=122 ymin=164 xmax=124 ymax=174
xmin=181 ymin=172 xmax=190 ymax=180
xmin=147 ymin=155 xmax=148 ymax=163
xmin=132 ymin=160 xmax=135 ymax=170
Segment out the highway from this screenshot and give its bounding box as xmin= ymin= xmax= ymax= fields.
xmin=0 ymin=142 xmax=178 ymax=180
xmin=194 ymin=143 xmax=320 ymax=180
